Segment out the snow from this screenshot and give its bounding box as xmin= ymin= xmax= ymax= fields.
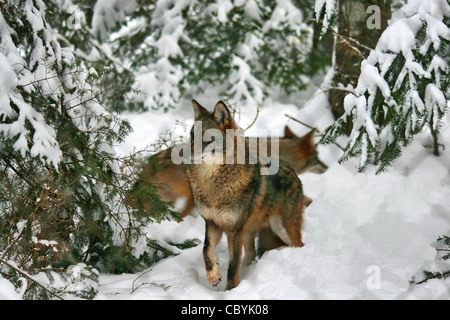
xmin=264 ymin=0 xmax=304 ymax=32
xmin=335 ymin=0 xmax=449 ymax=173
xmin=91 ymin=0 xmax=138 ymax=40
xmin=229 ymin=55 xmax=264 ymax=106
xmin=0 ymin=52 xmax=17 ymax=117
xmin=0 ymin=0 xmax=78 ymax=167
xmin=315 ymin=0 xmax=337 ymax=35
xmin=1 ymin=0 xmax=449 ymax=301
xmin=0 ymin=275 xmax=21 ymax=300
xmin=93 ymin=83 xmax=450 ymax=300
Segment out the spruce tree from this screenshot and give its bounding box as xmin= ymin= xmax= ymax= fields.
xmin=90 ymin=0 xmax=324 ymax=111
xmin=318 ymin=0 xmax=450 ymax=173
xmin=0 ymin=0 xmax=178 ymax=299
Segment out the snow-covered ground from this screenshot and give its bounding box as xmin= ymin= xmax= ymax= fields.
xmin=93 ymin=83 xmax=450 ymax=300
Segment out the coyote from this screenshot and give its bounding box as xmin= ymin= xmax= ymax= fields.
xmin=131 ymin=121 xmax=327 ymax=218
xmin=186 ymin=99 xmax=308 ymax=290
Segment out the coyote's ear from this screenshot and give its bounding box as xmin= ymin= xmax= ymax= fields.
xmin=303 ymin=195 xmax=313 ymax=208
xmin=302 ymin=129 xmax=316 ymax=144
xmin=192 ymin=99 xmax=209 ymax=120
xmin=213 ymin=101 xmax=232 ymax=128
xmin=284 ymin=126 xmax=296 ymax=138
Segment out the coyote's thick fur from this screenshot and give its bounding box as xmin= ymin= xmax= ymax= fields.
xmin=186 ymin=100 xmax=308 ymax=290
xmin=131 ymin=121 xmax=327 ymax=218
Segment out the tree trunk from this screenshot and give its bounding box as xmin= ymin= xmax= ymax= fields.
xmin=329 ymin=0 xmax=391 ymax=133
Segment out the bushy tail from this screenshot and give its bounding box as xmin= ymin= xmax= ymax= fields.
xmin=257 ymin=195 xmax=311 ymax=257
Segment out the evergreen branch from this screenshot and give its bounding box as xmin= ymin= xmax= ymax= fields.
xmin=1 ymin=152 xmax=36 ymax=187
xmin=20 ymin=70 xmax=85 ymax=88
xmin=415 ymin=270 xmax=450 ymax=285
xmin=65 ymin=84 xmax=133 ymax=111
xmin=0 ymin=258 xmax=64 ymax=300
xmin=19 ymin=89 xmax=71 ymax=121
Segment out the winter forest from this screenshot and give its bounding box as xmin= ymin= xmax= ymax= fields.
xmin=0 ymin=0 xmax=449 ymax=300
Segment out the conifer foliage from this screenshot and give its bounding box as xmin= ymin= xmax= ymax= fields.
xmin=0 ymin=0 xmax=177 ymax=299
xmin=318 ymin=0 xmax=450 ymax=173
xmin=0 ymin=0 xmax=326 ymax=300
xmin=97 ymin=0 xmax=318 ymax=111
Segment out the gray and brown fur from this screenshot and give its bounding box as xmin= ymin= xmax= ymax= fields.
xmin=130 ymin=121 xmax=327 ymax=218
xmin=186 ymin=100 xmax=307 ymax=290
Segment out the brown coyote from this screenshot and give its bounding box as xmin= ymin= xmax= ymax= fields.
xmin=186 ymin=99 xmax=308 ymax=290
xmin=131 ymin=120 xmax=327 ymax=218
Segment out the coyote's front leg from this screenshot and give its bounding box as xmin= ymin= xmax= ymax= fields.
xmin=243 ymin=231 xmax=256 ymax=267
xmin=226 ymin=229 xmax=244 ymax=290
xmin=203 ymin=220 xmax=222 ymax=287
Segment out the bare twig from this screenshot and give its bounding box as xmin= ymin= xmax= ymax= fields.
xmin=313 ymin=83 xmax=356 ymax=95
xmin=308 ymin=18 xmax=374 ymax=53
xmin=332 ymin=30 xmax=374 ymax=53
xmin=284 ymin=114 xmax=318 ymax=132
xmin=243 ymin=105 xmax=260 ymax=132
xmin=130 ymin=268 xmax=170 ymax=294
xmin=284 ymin=114 xmax=345 ymax=151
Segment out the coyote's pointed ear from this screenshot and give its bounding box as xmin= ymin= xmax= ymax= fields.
xmin=284 ymin=126 xmax=296 ymax=138
xmin=303 ymin=195 xmax=313 ymax=208
xmin=302 ymin=129 xmax=316 ymax=143
xmin=192 ymin=99 xmax=209 ymax=120
xmin=213 ymin=101 xmax=233 ymax=128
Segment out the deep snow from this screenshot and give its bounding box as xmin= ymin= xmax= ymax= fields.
xmin=95 ymin=86 xmax=450 ymax=300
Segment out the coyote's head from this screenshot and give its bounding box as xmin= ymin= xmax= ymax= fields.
xmin=191 ymin=99 xmax=238 ymax=133
xmin=189 ymin=100 xmax=243 ymax=165
xmin=283 ymin=126 xmax=328 ymax=174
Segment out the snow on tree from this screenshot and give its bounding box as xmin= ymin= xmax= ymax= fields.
xmin=0 ymin=0 xmax=179 ymax=299
xmin=0 ymin=0 xmax=63 ymax=167
xmin=315 ymin=0 xmax=338 ymax=35
xmin=318 ymin=0 xmax=450 ymax=173
xmin=91 ymin=0 xmax=316 ymax=111
xmin=0 ymin=0 xmax=329 ymax=299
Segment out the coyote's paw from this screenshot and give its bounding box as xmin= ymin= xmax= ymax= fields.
xmin=207 ymin=264 xmax=222 ymax=287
